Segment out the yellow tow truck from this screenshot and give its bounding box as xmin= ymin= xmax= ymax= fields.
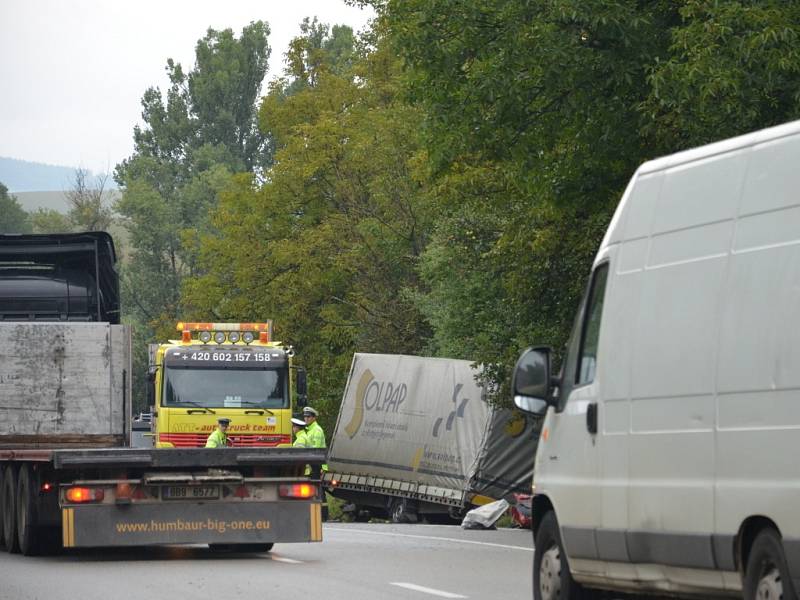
xmin=148 ymin=321 xmax=308 ymax=448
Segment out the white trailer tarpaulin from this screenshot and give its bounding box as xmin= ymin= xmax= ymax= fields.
xmin=328 ymin=353 xmax=538 ymax=503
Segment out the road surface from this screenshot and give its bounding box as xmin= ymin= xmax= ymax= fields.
xmin=0 ymin=523 xmax=532 ymax=600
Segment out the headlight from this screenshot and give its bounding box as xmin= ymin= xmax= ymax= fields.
xmin=228 ymin=331 xmax=241 ymax=343
xmin=199 ymin=331 xmax=212 ymax=343
xmin=214 ymin=331 xmax=227 ymax=344
xmin=242 ymin=331 xmax=255 ymax=344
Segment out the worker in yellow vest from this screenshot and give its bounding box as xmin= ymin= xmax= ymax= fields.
xmin=291 ymin=417 xmax=309 ymax=447
xmin=205 ymin=418 xmax=231 ymax=448
xmin=302 ymin=407 xmax=326 ymax=450
xmin=302 ymin=407 xmax=329 ymax=521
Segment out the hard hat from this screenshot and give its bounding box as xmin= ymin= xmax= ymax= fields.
xmin=302 ymin=406 xmax=318 ymax=417
xmin=291 ymin=417 xmax=306 ymax=427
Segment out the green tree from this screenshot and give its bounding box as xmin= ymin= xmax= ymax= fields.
xmin=0 ymin=182 xmax=32 ymax=233
xmin=365 ymin=1 xmax=679 ymax=394
xmin=642 ymin=1 xmax=800 ymax=152
xmin=183 ymin=24 xmax=431 ymax=423
xmin=30 ymin=208 xmax=71 ymax=234
xmin=114 ymin=21 xmax=271 ymax=333
xmin=64 ymin=169 xmax=114 ymax=231
xmin=115 ymin=22 xmax=271 ymax=411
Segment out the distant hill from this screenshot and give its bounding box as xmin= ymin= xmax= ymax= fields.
xmin=0 ymin=156 xmax=117 ymax=193
xmin=13 ymin=189 xmax=121 ymax=214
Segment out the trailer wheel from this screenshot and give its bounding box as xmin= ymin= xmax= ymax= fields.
xmin=389 ymin=498 xmax=417 ymax=524
xmin=743 ymin=527 xmax=797 ymax=600
xmin=17 ymin=465 xmax=41 ymax=556
xmin=2 ymin=466 xmax=19 ymax=553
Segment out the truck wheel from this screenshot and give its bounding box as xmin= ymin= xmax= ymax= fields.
xmin=744 ymin=527 xmax=798 ymax=600
xmin=2 ymin=466 xmax=19 ymax=553
xmin=534 ymin=511 xmax=593 ymax=600
xmin=209 ymin=543 xmax=273 ymax=553
xmin=390 ymin=498 xmax=417 ymax=524
xmin=236 ymin=543 xmax=273 ymax=553
xmin=17 ymin=465 xmax=41 ymax=556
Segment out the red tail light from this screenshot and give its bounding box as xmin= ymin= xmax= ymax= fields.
xmin=279 ymin=483 xmax=316 ymax=499
xmin=65 ymin=487 xmax=104 ymax=503
xmin=40 ymin=482 xmax=54 ymax=493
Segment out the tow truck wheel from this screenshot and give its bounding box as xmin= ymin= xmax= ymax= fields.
xmin=2 ymin=466 xmax=19 ymax=553
xmin=17 ymin=465 xmax=41 ymax=556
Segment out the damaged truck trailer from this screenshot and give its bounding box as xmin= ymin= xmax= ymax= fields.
xmin=0 ymin=232 xmax=324 ymax=555
xmin=325 ymin=353 xmax=540 ymax=523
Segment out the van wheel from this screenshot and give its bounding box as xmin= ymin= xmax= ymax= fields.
xmin=744 ymin=527 xmax=797 ymax=600
xmin=17 ymin=466 xmax=41 ymax=556
xmin=534 ymin=511 xmax=592 ymax=600
xmin=2 ymin=466 xmax=19 ymax=553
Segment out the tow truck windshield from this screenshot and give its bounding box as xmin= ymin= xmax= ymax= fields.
xmin=163 ymin=367 xmax=288 ymax=409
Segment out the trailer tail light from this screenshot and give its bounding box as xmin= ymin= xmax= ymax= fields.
xmin=40 ymin=482 xmax=54 ymax=493
xmin=279 ymin=483 xmax=316 ymax=499
xmin=65 ymin=487 xmax=104 ymax=503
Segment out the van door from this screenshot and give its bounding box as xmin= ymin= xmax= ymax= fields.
xmin=540 ymin=260 xmax=609 ymax=564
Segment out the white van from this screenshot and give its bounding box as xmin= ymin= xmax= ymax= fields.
xmin=513 ymin=121 xmax=800 ymax=600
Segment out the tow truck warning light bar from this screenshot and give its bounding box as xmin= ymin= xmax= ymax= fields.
xmin=176 ymin=322 xmax=273 ymax=344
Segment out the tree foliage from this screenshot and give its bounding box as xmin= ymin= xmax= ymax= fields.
xmin=119 ymin=5 xmax=800 ymax=414
xmin=115 ymin=22 xmax=271 ymax=412
xmin=643 ymin=0 xmax=800 ymax=151
xmin=115 ymin=22 xmax=271 ymax=333
xmin=0 ymin=182 xmax=32 ymax=234
xmin=183 ymin=24 xmax=431 ymax=422
xmin=64 ymin=168 xmax=115 ymax=231
xmin=358 ymin=0 xmax=800 ymax=398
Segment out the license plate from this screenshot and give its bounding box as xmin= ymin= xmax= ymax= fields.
xmin=162 ymin=485 xmax=219 ymax=500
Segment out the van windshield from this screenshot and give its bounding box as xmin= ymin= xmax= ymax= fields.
xmin=162 ymin=367 xmax=288 ymax=409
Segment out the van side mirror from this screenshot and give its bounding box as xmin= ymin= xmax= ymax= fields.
xmin=512 ymin=346 xmax=554 ymax=416
xmin=296 ymin=368 xmax=308 ymax=406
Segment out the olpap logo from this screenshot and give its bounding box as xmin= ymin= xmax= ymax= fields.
xmin=344 ymin=369 xmax=408 ymax=438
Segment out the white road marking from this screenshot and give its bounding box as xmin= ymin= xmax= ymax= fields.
xmin=325 ymin=527 xmax=533 ymax=552
xmin=390 ymin=582 xmax=467 ymax=598
xmin=270 ymin=556 xmax=303 ymax=564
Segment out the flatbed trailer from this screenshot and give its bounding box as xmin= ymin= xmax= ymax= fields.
xmin=0 ymin=232 xmax=326 ymax=556
xmin=0 ymin=447 xmax=326 ymax=553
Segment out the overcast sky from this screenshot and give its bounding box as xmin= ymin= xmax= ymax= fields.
xmin=0 ymin=1 xmax=374 ymax=174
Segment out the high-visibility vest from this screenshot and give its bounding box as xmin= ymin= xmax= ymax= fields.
xmin=205 ymin=428 xmax=227 ymax=448
xmin=293 ymin=429 xmax=310 ymax=448
xmin=305 ymin=421 xmax=328 ymax=472
xmin=305 ymin=421 xmax=326 ymax=448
